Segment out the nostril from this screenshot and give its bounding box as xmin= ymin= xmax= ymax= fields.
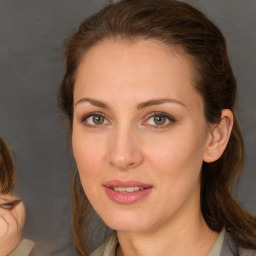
xmin=109 ymin=156 xmax=141 ymax=170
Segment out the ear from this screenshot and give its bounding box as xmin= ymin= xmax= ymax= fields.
xmin=203 ymin=109 xmax=233 ymax=163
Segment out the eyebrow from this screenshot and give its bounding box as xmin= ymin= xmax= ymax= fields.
xmin=74 ymin=97 xmax=186 ymax=109
xmin=137 ymin=98 xmax=186 ymax=109
xmin=74 ymin=97 xmax=109 ymax=109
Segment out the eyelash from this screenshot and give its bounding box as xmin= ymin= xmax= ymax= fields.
xmin=81 ymin=112 xmax=109 ymax=128
xmin=80 ymin=111 xmax=175 ymax=128
xmin=143 ymin=111 xmax=176 ymax=128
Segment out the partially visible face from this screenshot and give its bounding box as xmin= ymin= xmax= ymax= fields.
xmin=72 ymin=39 xmax=211 ymax=233
xmin=0 ymin=193 xmax=26 ymax=246
xmin=0 ymin=194 xmax=26 ymax=228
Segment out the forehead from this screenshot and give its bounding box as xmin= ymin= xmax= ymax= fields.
xmin=77 ymin=38 xmax=194 ymax=79
xmin=74 ymin=38 xmax=202 ymax=110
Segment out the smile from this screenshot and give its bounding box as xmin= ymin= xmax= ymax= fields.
xmin=103 ymin=180 xmax=153 ymax=204
xmin=113 ymin=187 xmax=144 ymax=193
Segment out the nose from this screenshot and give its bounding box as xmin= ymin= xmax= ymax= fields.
xmin=107 ymin=126 xmax=143 ymax=170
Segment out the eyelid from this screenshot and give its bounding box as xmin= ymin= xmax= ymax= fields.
xmin=0 ymin=200 xmax=22 ymax=209
xmin=79 ymin=111 xmax=175 ymax=128
xmin=81 ymin=111 xmax=110 ymax=127
xmin=142 ymin=111 xmax=176 ymax=127
xmin=81 ymin=111 xmax=105 ymax=121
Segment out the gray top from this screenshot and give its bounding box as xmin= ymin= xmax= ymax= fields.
xmin=9 ymin=239 xmax=35 ymax=256
xmin=220 ymin=231 xmax=256 ymax=256
xmin=90 ymin=228 xmax=256 ymax=256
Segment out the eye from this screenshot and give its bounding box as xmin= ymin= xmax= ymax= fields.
xmin=144 ymin=112 xmax=175 ymax=127
xmin=152 ymin=116 xmax=167 ymax=125
xmin=0 ymin=203 xmax=15 ymax=209
xmin=82 ymin=113 xmax=109 ymax=126
xmin=0 ymin=200 xmax=22 ymax=209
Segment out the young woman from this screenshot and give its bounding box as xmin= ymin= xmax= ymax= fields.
xmin=58 ymin=0 xmax=256 ymax=255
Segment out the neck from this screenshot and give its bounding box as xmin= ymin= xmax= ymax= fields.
xmin=116 ymin=208 xmax=218 ymax=256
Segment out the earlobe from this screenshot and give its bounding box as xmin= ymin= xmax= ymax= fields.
xmin=203 ymin=109 xmax=233 ymax=163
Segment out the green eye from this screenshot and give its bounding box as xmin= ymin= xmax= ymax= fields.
xmin=153 ymin=116 xmax=167 ymax=125
xmin=145 ymin=112 xmax=175 ymax=127
xmin=83 ymin=113 xmax=108 ymax=126
xmin=93 ymin=115 xmax=105 ymax=125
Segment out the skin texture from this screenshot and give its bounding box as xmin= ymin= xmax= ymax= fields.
xmin=0 ymin=194 xmax=25 ymax=256
xmin=72 ymin=39 xmax=233 ymax=256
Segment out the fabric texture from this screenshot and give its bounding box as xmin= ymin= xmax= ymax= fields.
xmin=220 ymin=231 xmax=256 ymax=256
xmin=90 ymin=233 xmax=117 ymax=256
xmin=208 ymin=228 xmax=226 ymax=256
xmin=9 ymin=239 xmax=35 ymax=256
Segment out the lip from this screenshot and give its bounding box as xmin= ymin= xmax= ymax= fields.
xmin=103 ymin=180 xmax=153 ymax=204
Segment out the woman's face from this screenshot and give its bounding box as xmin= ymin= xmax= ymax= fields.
xmin=72 ymin=39 xmax=212 ymax=233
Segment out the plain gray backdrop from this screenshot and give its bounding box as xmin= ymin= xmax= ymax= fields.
xmin=0 ymin=0 xmax=255 ymax=255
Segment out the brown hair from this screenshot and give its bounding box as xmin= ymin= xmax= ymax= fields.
xmin=58 ymin=0 xmax=256 ymax=255
xmin=0 ymin=137 xmax=16 ymax=194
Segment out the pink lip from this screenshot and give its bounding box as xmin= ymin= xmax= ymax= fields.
xmin=103 ymin=180 xmax=153 ymax=204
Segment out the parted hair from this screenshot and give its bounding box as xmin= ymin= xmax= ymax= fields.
xmin=58 ymin=0 xmax=256 ymax=255
xmin=0 ymin=137 xmax=16 ymax=194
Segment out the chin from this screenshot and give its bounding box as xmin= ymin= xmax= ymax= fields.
xmin=101 ymin=212 xmax=152 ymax=233
xmin=108 ymin=223 xmax=146 ymax=233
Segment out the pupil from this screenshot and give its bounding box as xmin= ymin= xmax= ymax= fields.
xmin=154 ymin=116 xmax=166 ymax=125
xmin=93 ymin=115 xmax=104 ymax=124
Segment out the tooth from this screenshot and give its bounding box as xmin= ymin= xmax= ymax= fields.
xmin=113 ymin=187 xmax=126 ymax=192
xmin=125 ymin=187 xmax=135 ymax=192
xmin=113 ymin=187 xmax=145 ymax=193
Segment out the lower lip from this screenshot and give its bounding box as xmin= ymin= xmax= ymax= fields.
xmin=104 ymin=187 xmax=153 ymax=204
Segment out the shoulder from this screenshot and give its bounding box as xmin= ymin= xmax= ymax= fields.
xmin=90 ymin=233 xmax=118 ymax=256
xmin=9 ymin=239 xmax=35 ymax=256
xmin=90 ymin=244 xmax=105 ymax=256
xmin=220 ymin=231 xmax=256 ymax=256
xmin=239 ymin=248 xmax=256 ymax=256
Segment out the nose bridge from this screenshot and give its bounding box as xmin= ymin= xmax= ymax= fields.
xmin=108 ymin=122 xmax=143 ymax=170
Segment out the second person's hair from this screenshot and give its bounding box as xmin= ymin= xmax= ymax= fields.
xmin=0 ymin=136 xmax=16 ymax=194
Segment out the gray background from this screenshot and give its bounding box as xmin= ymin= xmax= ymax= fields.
xmin=0 ymin=0 xmax=255 ymax=255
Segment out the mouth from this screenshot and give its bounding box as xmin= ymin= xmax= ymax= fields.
xmin=112 ymin=186 xmax=145 ymax=193
xmin=103 ymin=180 xmax=153 ymax=204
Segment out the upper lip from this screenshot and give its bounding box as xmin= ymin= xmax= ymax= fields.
xmin=103 ymin=180 xmax=153 ymax=189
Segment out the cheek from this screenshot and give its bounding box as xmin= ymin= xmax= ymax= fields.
xmin=73 ymin=143 xmax=98 ymax=202
xmin=73 ymin=139 xmax=100 ymax=173
xmin=72 ymin=135 xmax=109 ymax=214
xmin=146 ymin=134 xmax=204 ymax=215
xmin=147 ymin=129 xmax=206 ymax=171
xmin=73 ymin=141 xmax=95 ymax=168
xmin=12 ymin=202 xmax=26 ymax=230
xmin=145 ymin=124 xmax=207 ymax=192
xmin=150 ymin=143 xmax=202 ymax=188
xmin=72 ymin=131 xmax=105 ymax=192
